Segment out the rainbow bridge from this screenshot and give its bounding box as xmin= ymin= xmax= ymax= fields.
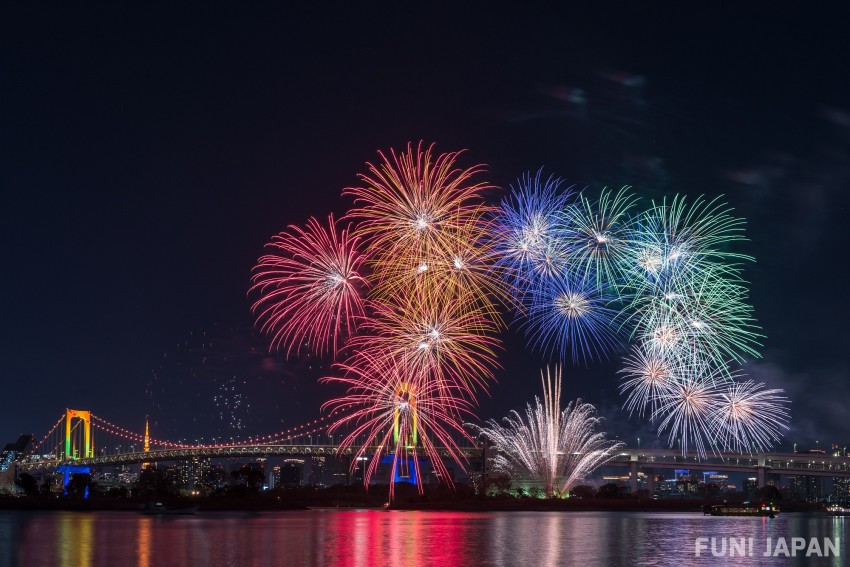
xmin=16 ymin=409 xmax=850 ymax=493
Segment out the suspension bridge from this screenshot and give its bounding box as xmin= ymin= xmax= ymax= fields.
xmin=16 ymin=408 xmax=483 ymax=475
xmin=13 ymin=408 xmax=850 ymax=493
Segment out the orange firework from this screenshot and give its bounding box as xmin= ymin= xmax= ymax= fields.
xmin=344 ymin=142 xmax=509 ymax=310
xmin=344 ymin=292 xmax=501 ymax=401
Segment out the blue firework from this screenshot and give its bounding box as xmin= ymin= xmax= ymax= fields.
xmin=491 ymin=169 xmax=574 ymax=298
xmin=522 ymin=273 xmax=623 ymax=363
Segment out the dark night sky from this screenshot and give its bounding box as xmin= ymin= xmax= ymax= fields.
xmin=2 ymin=4 xmax=848 ymax=449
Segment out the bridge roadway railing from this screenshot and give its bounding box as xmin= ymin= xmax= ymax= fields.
xmin=17 ymin=444 xmax=485 ymax=470
xmin=18 ymin=446 xmax=850 ymax=477
xmin=606 ymin=449 xmax=850 ymax=477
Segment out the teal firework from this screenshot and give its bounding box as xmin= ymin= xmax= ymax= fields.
xmin=562 ymin=186 xmax=639 ymax=290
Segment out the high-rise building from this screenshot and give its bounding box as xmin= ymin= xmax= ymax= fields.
xmin=280 ymin=459 xmax=304 ymax=487
xmin=786 ymin=476 xmax=804 ymax=501
xmin=176 ymin=457 xmax=211 ymax=490
xmin=833 ymin=477 xmax=850 ymax=502
xmin=0 ymin=434 xmax=34 ymax=472
xmin=309 ymin=456 xmax=327 ymax=486
xmin=802 ymin=476 xmax=822 ymax=502
xmin=269 ymin=465 xmax=281 ymax=490
xmin=786 ymin=475 xmax=823 ymax=502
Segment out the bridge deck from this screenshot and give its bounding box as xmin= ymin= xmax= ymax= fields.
xmin=18 ymin=447 xmax=850 ymax=478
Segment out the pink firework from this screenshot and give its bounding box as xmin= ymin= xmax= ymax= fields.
xmin=322 ymin=354 xmax=476 ymax=499
xmin=250 ymin=214 xmax=367 ymax=358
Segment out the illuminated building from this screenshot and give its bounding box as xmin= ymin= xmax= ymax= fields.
xmin=309 ymin=456 xmax=327 ymax=486
xmin=0 ymin=434 xmax=33 ymax=472
xmin=832 ymin=476 xmax=850 ymax=502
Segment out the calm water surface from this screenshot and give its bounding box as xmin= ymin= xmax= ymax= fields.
xmin=1 ymin=509 xmax=846 ymax=566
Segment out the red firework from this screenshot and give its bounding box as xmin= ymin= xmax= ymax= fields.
xmin=250 ymin=214 xmax=367 ymax=358
xmin=322 ymin=353 xmax=477 ymax=499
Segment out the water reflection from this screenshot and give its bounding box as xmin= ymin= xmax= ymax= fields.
xmin=136 ymin=516 xmax=151 ymax=567
xmin=1 ymin=510 xmax=847 ymax=567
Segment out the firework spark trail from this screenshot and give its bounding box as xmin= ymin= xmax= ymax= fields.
xmin=250 ymin=214 xmax=367 ymax=358
xmin=470 ymin=366 xmax=624 ymax=497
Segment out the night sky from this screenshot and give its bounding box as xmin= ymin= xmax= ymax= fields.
xmin=2 ymin=5 xmax=848 ymax=449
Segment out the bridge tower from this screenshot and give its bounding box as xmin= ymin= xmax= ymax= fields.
xmin=392 ymin=382 xmax=419 ymax=483
xmin=65 ymin=409 xmax=93 ymax=460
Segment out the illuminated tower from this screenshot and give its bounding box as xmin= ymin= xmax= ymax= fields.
xmin=141 ymin=416 xmax=151 ymax=469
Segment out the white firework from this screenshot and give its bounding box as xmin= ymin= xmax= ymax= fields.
xmin=470 ymin=366 xmax=624 ymax=497
xmin=711 ymin=380 xmax=790 ymax=453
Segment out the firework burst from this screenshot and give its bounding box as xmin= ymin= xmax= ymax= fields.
xmin=630 ymin=266 xmax=762 ymax=371
xmin=651 ymin=377 xmax=721 ymax=456
xmin=491 ymin=170 xmax=573 ymax=295
xmin=322 ymin=356 xmax=476 ymax=499
xmin=343 ymin=293 xmax=501 ymax=400
xmin=344 ymin=142 xmax=494 ymax=285
xmin=522 ymin=274 xmax=622 ymax=363
xmin=711 ymin=380 xmax=790 ymax=453
xmin=250 ymin=143 xmax=786 ymax=491
xmin=562 ymin=186 xmax=638 ymax=289
xmin=470 ymin=366 xmax=624 ymax=497
xmin=618 ymin=343 xmax=678 ymax=418
xmin=250 ymin=214 xmax=367 ymax=358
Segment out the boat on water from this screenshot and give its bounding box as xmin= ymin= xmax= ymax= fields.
xmin=140 ymin=501 xmax=198 ymax=515
xmin=826 ymin=504 xmax=850 ymax=516
xmin=704 ymin=503 xmax=779 ymax=517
